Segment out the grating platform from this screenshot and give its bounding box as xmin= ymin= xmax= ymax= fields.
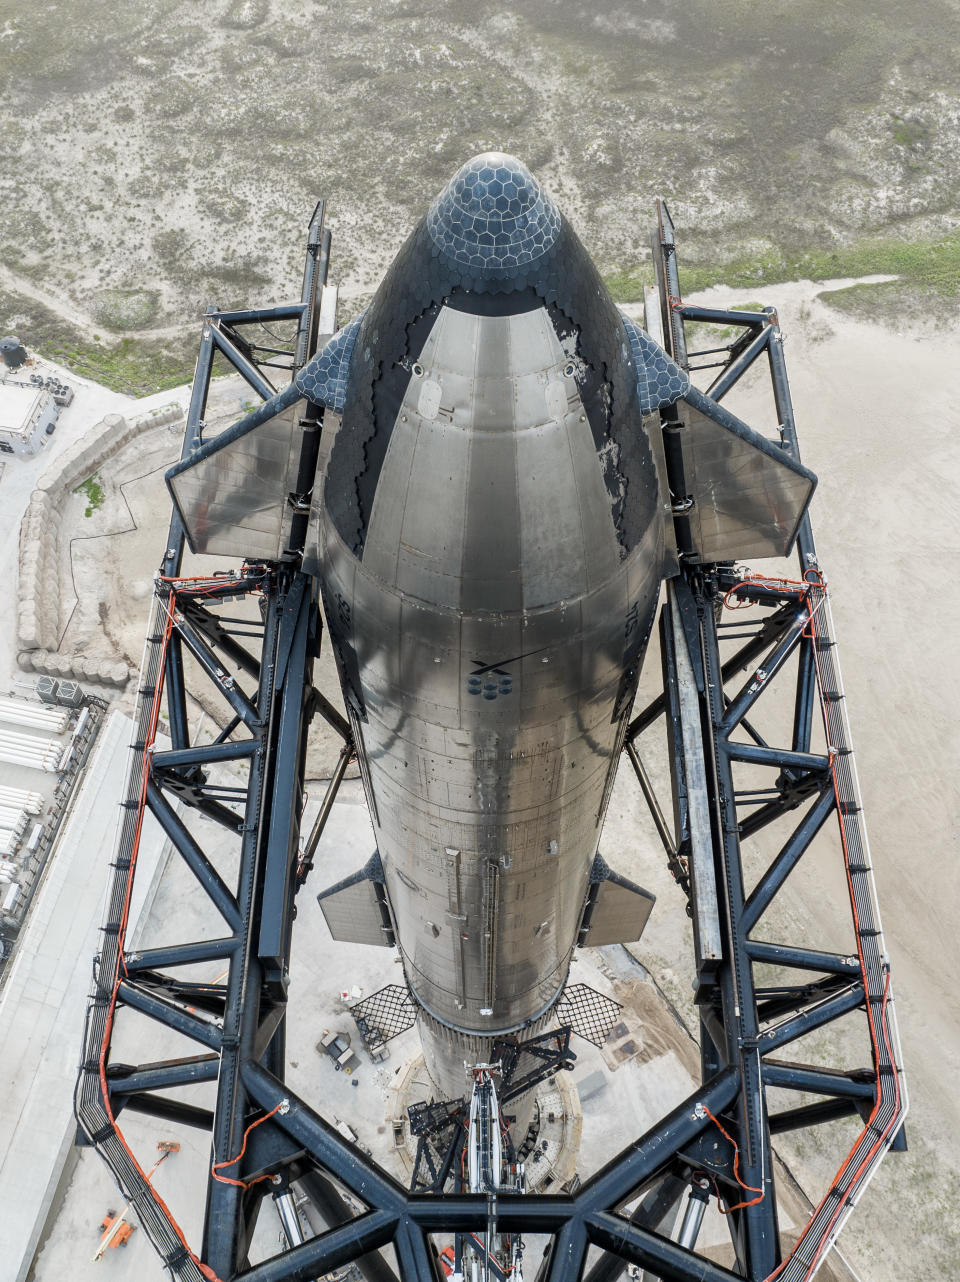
xmin=350 ymin=985 xmax=418 ymax=1043
xmin=555 ymin=983 xmax=622 ymax=1048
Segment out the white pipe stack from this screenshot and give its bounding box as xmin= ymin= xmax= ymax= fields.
xmin=0 ymin=696 xmax=69 ymax=734
xmin=0 ymin=786 xmax=43 ymax=815
xmin=0 ymin=830 xmax=21 ymax=857
xmin=0 ymin=807 xmax=27 ymax=835
xmin=0 ymin=727 xmax=62 ymax=773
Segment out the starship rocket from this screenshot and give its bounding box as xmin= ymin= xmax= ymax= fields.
xmin=167 ymin=153 xmax=815 ymax=1101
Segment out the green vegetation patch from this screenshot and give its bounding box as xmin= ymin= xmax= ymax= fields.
xmin=0 ymin=286 xmax=195 ymax=396
xmin=684 ymin=231 xmax=960 ymax=296
xmin=816 ymin=277 xmax=959 ymax=326
xmin=604 ymin=263 xmax=656 ymax=304
xmin=890 ymin=113 xmax=931 ymax=151
xmin=606 ymin=231 xmax=960 ymax=305
xmin=73 ymin=474 xmax=105 ymax=518
xmin=89 ymin=288 xmax=160 ymax=331
xmin=47 ymin=332 xmax=195 ymax=397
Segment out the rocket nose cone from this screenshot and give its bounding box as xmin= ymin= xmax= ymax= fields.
xmin=427 ymin=152 xmax=561 ymax=276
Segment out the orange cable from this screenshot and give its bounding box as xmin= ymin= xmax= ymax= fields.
xmin=763 ymin=582 xmax=901 ymax=1280
xmin=211 ymin=1102 xmax=285 ymax=1190
xmin=95 ymin=576 xmax=251 ymax=1282
xmin=722 ymin=572 xmax=811 ymax=613
xmin=701 ymin=1106 xmax=765 ymax=1213
xmin=799 ymin=598 xmax=899 ymax=1269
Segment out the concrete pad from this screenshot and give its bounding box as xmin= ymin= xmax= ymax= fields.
xmin=0 ymin=358 xmax=191 ymax=690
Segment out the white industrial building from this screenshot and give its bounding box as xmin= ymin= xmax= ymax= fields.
xmin=0 ymin=385 xmax=59 ymax=457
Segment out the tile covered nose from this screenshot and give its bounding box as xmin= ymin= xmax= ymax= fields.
xmin=427 ymin=152 xmax=561 ymax=275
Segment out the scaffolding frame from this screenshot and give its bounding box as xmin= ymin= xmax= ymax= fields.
xmin=74 ymin=202 xmax=906 ymax=1282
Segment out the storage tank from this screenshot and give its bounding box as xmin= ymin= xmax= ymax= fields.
xmin=0 ymin=786 xmax=44 ymax=815
xmin=0 ymin=336 xmax=28 ymax=370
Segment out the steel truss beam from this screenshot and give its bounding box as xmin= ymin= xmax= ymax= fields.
xmin=408 ymin=1027 xmax=577 ymax=1195
xmin=76 ymin=202 xmax=905 ymax=1282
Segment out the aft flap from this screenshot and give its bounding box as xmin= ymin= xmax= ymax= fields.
xmin=578 ymin=854 xmax=655 ymax=948
xmin=676 ymin=386 xmax=816 ymax=563
xmin=619 ymin=311 xmax=691 ymax=413
xmin=317 ymin=852 xmax=395 ymax=948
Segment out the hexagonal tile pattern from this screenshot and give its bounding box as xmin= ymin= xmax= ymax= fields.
xmin=427 ymin=151 xmax=561 ymax=276
xmin=296 ymin=312 xmax=365 ymax=411
xmin=619 ymin=312 xmax=691 ymax=413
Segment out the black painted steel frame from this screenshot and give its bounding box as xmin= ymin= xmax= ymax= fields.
xmin=75 ymin=205 xmax=905 ymax=1282
xmin=620 ymin=204 xmax=905 ymax=1281
xmin=408 ymin=1027 xmax=576 ymax=1196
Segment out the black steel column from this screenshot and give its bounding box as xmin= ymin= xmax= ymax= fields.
xmin=202 ymin=584 xmax=280 ymax=1276
xmin=699 ymin=586 xmax=780 ymax=1277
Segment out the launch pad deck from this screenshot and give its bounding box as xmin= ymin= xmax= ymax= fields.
xmin=72 ymin=192 xmax=906 ymax=1282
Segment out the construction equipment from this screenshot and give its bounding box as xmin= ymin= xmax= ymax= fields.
xmin=92 ymin=1141 xmax=179 ymax=1262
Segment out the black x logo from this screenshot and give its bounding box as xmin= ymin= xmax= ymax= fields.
xmin=469 ymin=645 xmax=550 ymax=677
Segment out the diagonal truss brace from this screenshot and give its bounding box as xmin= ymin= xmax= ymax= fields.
xmin=73 ymin=200 xmax=906 ymax=1282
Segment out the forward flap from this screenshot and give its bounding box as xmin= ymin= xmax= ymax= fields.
xmin=676 ymin=385 xmax=816 ymax=563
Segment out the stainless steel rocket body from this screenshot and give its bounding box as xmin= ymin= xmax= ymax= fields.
xmin=164 ymin=154 xmax=817 ymax=1102
xmin=317 ymin=226 xmax=666 ymax=1094
xmin=320 ymin=310 xmax=660 ymax=1091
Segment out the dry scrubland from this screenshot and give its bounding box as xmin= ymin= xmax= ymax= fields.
xmin=4 ymin=0 xmax=960 ymax=388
